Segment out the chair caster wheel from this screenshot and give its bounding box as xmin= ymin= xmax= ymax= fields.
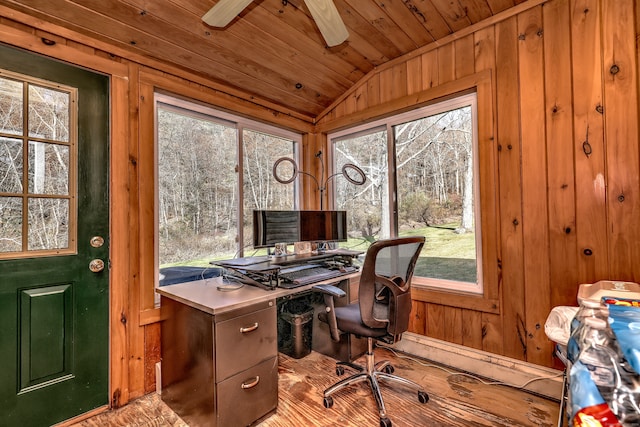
xmin=418 ymin=390 xmax=429 ymax=404
xmin=336 ymin=366 xmax=345 ymax=376
xmin=383 ymin=364 xmax=394 ymax=374
xmin=380 ymin=417 xmax=392 ymax=427
xmin=323 ymin=396 xmax=334 ymax=408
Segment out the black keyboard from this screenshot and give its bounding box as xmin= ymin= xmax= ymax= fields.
xmin=278 ymin=266 xmax=357 ymax=288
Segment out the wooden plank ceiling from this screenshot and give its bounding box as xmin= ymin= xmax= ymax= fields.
xmin=1 ymin=0 xmax=524 ymax=119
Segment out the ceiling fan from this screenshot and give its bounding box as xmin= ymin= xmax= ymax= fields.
xmin=202 ymin=0 xmax=349 ymax=47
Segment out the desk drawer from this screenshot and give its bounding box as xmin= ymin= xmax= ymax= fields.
xmin=215 ymin=305 xmax=277 ymax=381
xmin=217 ymin=356 xmax=278 ymax=427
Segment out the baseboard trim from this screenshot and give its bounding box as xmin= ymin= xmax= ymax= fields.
xmin=389 ymin=333 xmax=563 ymax=400
xmin=52 ymin=405 xmax=109 ymax=427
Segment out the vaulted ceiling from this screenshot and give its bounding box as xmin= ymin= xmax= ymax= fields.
xmin=1 ymin=0 xmax=526 ymax=119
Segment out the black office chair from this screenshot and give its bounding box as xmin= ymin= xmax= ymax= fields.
xmin=313 ymin=236 xmax=428 ymax=427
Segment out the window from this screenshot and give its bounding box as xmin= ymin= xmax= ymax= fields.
xmin=0 ymin=70 xmax=76 ymax=258
xmin=155 ymin=94 xmax=299 ymax=275
xmin=330 ymin=93 xmax=481 ymax=294
xmin=242 ymin=129 xmax=296 ymax=243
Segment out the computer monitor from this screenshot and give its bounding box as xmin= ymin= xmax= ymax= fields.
xmin=252 ymin=210 xmax=300 ymax=248
xmin=252 ymin=210 xmax=347 ymax=248
xmin=299 ymin=210 xmax=347 ymax=243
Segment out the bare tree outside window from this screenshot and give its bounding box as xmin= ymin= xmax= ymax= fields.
xmin=156 ymin=98 xmax=297 ymax=269
xmin=243 ymin=129 xmax=295 ymax=249
xmin=0 ymin=77 xmax=23 ymax=136
xmin=157 ymin=106 xmax=237 ymax=266
xmin=0 ymin=73 xmax=74 ymax=257
xmin=394 ymin=105 xmax=477 ymax=284
xmin=332 ymin=93 xmax=480 ymax=292
xmin=29 ymin=85 xmax=70 ymax=142
xmin=334 ymin=128 xmax=388 ymax=248
xmin=0 ymin=196 xmax=21 ymax=252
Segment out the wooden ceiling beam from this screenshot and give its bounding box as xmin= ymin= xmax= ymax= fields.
xmin=77 ymin=0 xmax=331 ymax=110
xmin=316 ymin=0 xmax=550 ymax=122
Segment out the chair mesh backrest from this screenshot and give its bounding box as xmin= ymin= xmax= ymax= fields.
xmin=358 ymin=237 xmax=425 ymax=338
xmin=374 ymin=243 xmax=421 ymax=283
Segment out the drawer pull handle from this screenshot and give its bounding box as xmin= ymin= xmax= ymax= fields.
xmin=241 ymin=376 xmax=260 ymax=389
xmin=240 ymin=323 xmax=259 ymax=333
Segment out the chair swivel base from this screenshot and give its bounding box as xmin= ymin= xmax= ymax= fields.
xmin=321 ymin=338 xmax=429 ymax=427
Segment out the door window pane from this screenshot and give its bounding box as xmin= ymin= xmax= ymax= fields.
xmin=0 ymin=77 xmax=23 ymax=135
xmin=0 ymin=196 xmax=22 ymax=253
xmin=28 ymin=85 xmax=70 ymax=142
xmin=0 ymin=69 xmax=76 ymax=258
xmin=28 ymin=142 xmax=69 ymax=195
xmin=27 ymin=198 xmax=69 ymax=251
xmin=0 ymin=137 xmax=23 ymax=193
xmin=334 ymin=128 xmax=388 ymax=251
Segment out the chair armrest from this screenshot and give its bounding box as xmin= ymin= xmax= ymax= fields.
xmin=371 ymin=275 xmax=412 ymax=340
xmin=312 ymin=284 xmax=345 ymax=342
xmin=312 ymin=284 xmax=346 ymax=298
xmin=374 ymin=275 xmax=401 ymax=300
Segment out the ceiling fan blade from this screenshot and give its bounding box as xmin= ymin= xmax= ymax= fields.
xmin=202 ymin=0 xmax=254 ymax=27
xmin=303 ymin=0 xmax=349 ymax=47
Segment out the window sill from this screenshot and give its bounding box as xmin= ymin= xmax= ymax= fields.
xmin=139 ymin=307 xmax=163 ymax=325
xmin=411 ymin=283 xmax=500 ymax=314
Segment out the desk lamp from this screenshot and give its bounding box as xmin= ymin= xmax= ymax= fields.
xmin=272 ymin=151 xmax=366 ymax=210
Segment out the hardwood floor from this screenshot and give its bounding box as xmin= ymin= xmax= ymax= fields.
xmin=72 ymin=348 xmax=560 ymax=427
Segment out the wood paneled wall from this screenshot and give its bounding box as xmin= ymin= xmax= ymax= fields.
xmin=317 ymin=0 xmax=640 ymax=368
xmin=0 ymin=7 xmax=312 ymax=408
xmin=1 ymin=0 xmax=639 ymax=411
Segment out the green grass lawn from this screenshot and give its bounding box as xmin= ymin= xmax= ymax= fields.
xmin=162 ymin=223 xmax=478 ymax=283
xmin=402 ymin=224 xmax=477 ymax=283
xmin=341 ymin=224 xmax=477 ymax=283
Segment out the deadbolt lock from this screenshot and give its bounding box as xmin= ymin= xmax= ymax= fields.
xmin=90 ymin=236 xmax=105 ymax=248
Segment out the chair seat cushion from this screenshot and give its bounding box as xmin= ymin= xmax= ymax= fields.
xmin=332 ymin=303 xmax=388 ymax=338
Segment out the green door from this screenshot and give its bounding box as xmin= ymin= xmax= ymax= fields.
xmin=0 ymin=44 xmax=109 ymax=426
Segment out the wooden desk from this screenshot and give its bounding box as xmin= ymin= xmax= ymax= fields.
xmin=157 ymin=272 xmax=359 ymax=316
xmin=157 ymin=272 xmax=363 ymax=427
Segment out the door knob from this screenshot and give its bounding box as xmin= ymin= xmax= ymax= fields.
xmin=89 ymin=259 xmax=105 ymax=273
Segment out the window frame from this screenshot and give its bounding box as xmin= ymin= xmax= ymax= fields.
xmin=329 ymin=92 xmax=482 ymax=294
xmin=153 ymin=92 xmax=302 ymax=281
xmin=0 ymin=69 xmax=78 ymax=259
xmin=323 ymin=71 xmax=499 ymax=313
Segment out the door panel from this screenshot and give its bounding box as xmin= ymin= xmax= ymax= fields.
xmin=0 ymin=44 xmax=109 ymax=426
xmin=20 ymin=284 xmax=73 ymax=391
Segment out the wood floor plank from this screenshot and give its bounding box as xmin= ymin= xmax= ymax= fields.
xmin=72 ymin=349 xmax=559 ymax=427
